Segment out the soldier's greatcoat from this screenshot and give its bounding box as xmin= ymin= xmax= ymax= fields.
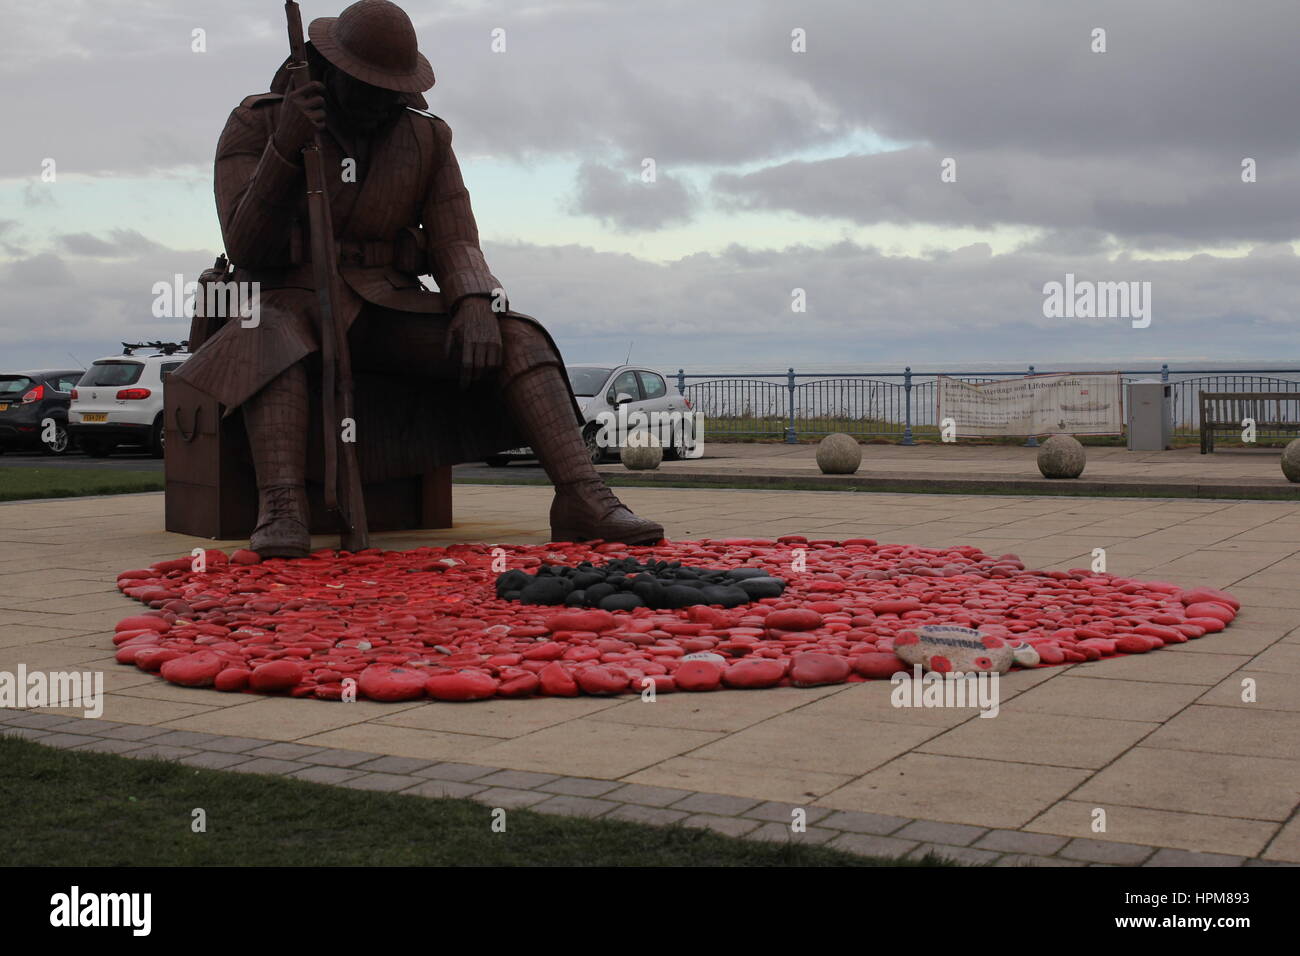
xmin=173 ymin=77 xmax=578 ymax=474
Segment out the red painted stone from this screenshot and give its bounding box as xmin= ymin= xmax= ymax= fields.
xmin=214 ymin=668 xmax=251 ymax=692
xmin=851 ymin=652 xmax=909 ymax=679
xmin=1178 ymin=587 xmax=1239 ymax=610
xmin=722 ymin=658 xmax=786 ymax=689
xmin=133 ymin=647 xmax=186 ymax=671
xmin=789 ymin=652 xmax=851 ymax=686
xmin=1184 ymin=602 xmax=1234 ymax=623
xmin=425 ymin=671 xmax=499 ymax=701
xmin=160 ymin=651 xmax=224 ymax=687
xmin=358 ymin=665 xmax=428 ymax=701
xmin=496 ymin=673 xmax=541 ymax=698
xmin=764 ymin=608 xmax=823 ymax=632
xmin=674 ymin=659 xmax=724 ymax=691
xmin=575 ymin=666 xmax=629 ymax=695
xmin=545 ymin=610 xmax=616 ymax=633
xmin=538 ymin=662 xmax=580 ymax=697
xmin=249 ymin=660 xmax=304 ymax=692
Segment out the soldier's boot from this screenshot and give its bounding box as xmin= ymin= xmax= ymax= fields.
xmin=499 ymin=324 xmax=663 ymax=545
xmin=242 ymin=362 xmax=311 ymax=559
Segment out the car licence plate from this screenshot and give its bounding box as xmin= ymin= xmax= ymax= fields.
xmin=81 ymin=413 xmax=108 ymax=423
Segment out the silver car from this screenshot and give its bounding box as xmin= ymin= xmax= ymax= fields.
xmin=486 ymin=364 xmax=694 ymax=466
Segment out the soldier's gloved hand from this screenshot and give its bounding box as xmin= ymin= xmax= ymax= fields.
xmin=273 ymin=80 xmax=327 ymax=159
xmin=445 ymin=296 xmax=502 ymax=389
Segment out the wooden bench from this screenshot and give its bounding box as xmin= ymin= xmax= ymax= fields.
xmin=1199 ymin=391 xmax=1300 ymax=453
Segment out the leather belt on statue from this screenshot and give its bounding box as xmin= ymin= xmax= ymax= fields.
xmin=288 ymin=225 xmax=426 ymax=273
xmin=338 ymin=238 xmax=397 ymax=267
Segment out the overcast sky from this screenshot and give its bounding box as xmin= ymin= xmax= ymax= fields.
xmin=2 ymin=0 xmax=1299 ymax=372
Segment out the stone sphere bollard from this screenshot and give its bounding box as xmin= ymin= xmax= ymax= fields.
xmin=620 ymin=434 xmax=663 ymax=470
xmin=1036 ymin=434 xmax=1086 ymax=478
xmin=1282 ymin=438 xmax=1300 ymax=482
xmin=816 ymin=433 xmax=862 ymax=475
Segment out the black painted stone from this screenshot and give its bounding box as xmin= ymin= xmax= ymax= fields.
xmin=725 ymin=568 xmax=773 ymax=581
xmin=495 ymin=569 xmax=531 ymax=597
xmin=518 ymin=577 xmax=572 ymax=605
xmin=599 ymin=592 xmax=643 ymax=612
xmin=700 ymin=585 xmax=750 ymax=608
xmin=498 ymin=558 xmax=787 ymax=610
xmin=661 ymin=585 xmax=704 ymax=609
xmin=736 ymin=577 xmax=785 ymax=599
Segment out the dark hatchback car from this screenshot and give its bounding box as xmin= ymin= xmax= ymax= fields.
xmin=0 ymin=369 xmax=84 ymax=455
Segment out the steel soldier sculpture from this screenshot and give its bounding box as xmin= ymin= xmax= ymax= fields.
xmin=173 ymin=0 xmax=663 ymax=557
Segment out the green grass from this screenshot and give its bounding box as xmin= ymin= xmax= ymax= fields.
xmin=0 ymin=467 xmax=164 ymax=502
xmin=0 ymin=736 xmax=951 ymax=866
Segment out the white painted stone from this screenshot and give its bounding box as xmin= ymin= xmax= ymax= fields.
xmin=893 ymin=624 xmax=1015 ymax=674
xmin=680 ymin=652 xmax=727 ymax=664
xmin=1010 ymin=641 xmax=1041 ymax=668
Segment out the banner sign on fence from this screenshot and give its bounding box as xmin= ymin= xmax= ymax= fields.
xmin=936 ymin=373 xmax=1124 ymax=437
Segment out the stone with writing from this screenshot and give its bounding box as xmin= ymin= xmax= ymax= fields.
xmin=893 ymin=624 xmax=1014 ymax=674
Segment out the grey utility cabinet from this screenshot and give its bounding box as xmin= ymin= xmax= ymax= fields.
xmin=1128 ymin=380 xmax=1172 ymax=450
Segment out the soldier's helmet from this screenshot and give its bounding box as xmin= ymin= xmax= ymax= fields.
xmin=309 ymin=0 xmax=435 ymax=92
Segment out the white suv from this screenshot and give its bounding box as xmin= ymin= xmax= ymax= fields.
xmin=69 ymin=343 xmax=189 ymax=458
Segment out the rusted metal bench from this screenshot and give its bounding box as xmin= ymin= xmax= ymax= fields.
xmin=1199 ymin=391 xmax=1300 ymax=453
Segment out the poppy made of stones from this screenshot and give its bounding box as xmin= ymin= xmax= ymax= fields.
xmin=496 ymin=557 xmax=787 ymax=611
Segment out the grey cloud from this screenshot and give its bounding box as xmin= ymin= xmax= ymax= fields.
xmin=0 ymin=234 xmax=215 ymax=368
xmin=60 ymin=233 xmax=120 ymax=256
xmin=59 ymin=229 xmax=162 ymax=257
xmin=741 ymin=0 xmax=1300 ymax=157
xmin=1 ymin=252 xmax=77 ymax=287
xmin=570 ymin=161 xmax=695 ymax=230
xmin=712 ymin=146 xmax=1300 ymax=248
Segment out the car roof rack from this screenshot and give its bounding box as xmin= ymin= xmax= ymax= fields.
xmin=121 ymin=341 xmax=189 ymax=356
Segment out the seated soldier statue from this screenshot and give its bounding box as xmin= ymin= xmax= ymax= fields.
xmin=172 ymin=0 xmax=663 ymax=557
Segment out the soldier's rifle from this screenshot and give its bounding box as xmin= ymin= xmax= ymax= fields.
xmin=284 ymin=0 xmax=368 ymax=552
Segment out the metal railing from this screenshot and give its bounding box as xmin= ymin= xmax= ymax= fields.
xmin=672 ymin=365 xmax=1300 ymax=445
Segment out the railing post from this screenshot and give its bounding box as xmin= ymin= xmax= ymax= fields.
xmin=1024 ymin=364 xmax=1039 ymax=447
xmin=902 ymin=366 xmax=915 ymax=445
xmin=785 ymin=367 xmax=798 ymax=443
